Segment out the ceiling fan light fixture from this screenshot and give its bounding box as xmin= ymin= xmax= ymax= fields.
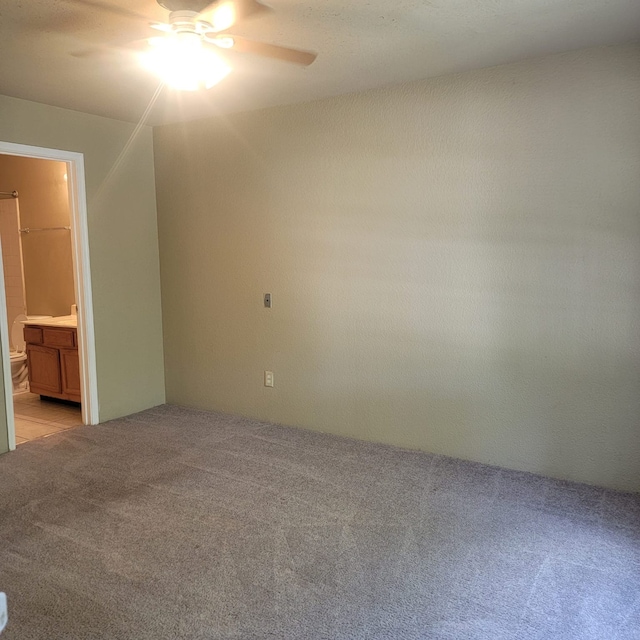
xmin=212 ymin=36 xmax=234 ymax=49
xmin=140 ymin=32 xmax=230 ymax=91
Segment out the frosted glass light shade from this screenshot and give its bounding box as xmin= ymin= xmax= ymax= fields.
xmin=140 ymin=33 xmax=230 ymax=91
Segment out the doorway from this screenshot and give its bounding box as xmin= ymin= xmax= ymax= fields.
xmin=0 ymin=142 xmax=98 ymax=450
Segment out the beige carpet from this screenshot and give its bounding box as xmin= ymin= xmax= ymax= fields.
xmin=1 ymin=404 xmax=639 ymax=639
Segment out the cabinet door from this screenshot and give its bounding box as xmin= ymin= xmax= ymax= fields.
xmin=26 ymin=345 xmax=61 ymax=395
xmin=60 ymin=349 xmax=81 ymax=399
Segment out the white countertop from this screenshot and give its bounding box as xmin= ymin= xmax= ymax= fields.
xmin=22 ymin=315 xmax=77 ymax=328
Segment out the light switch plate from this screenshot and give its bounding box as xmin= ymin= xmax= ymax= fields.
xmin=264 ymin=293 xmax=272 ymax=308
xmin=0 ymin=592 xmax=7 ymax=633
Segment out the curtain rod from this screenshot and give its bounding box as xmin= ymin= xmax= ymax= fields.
xmin=0 ymin=191 xmax=18 ymax=199
xmin=20 ymin=226 xmax=71 ymax=234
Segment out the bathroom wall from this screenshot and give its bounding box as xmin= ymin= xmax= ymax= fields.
xmin=0 ymin=156 xmax=75 ymax=317
xmin=155 ymin=43 xmax=640 ymax=492
xmin=0 ymin=198 xmax=27 ymax=348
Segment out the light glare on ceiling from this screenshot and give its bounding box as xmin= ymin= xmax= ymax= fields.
xmin=211 ymin=3 xmax=235 ymax=32
xmin=139 ymin=33 xmax=230 ymax=91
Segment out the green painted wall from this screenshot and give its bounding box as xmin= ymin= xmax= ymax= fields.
xmin=0 ymin=94 xmax=165 ymax=451
xmin=154 ymin=44 xmax=640 ymax=492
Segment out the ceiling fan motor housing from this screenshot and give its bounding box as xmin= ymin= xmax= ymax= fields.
xmin=165 ymin=10 xmax=204 ymax=31
xmin=158 ymin=0 xmax=217 ymax=12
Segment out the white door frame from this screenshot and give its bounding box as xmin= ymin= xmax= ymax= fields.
xmin=0 ymin=141 xmax=99 ymax=449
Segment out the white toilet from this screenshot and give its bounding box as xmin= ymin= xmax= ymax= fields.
xmin=10 ymin=314 xmax=28 ymax=394
xmin=10 ymin=314 xmax=52 ymax=395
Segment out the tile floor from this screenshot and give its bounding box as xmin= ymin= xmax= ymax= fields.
xmin=13 ymin=392 xmax=83 ymax=444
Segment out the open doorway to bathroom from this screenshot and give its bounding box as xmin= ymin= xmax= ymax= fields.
xmin=0 ymin=157 xmax=82 ymax=442
xmin=0 ymin=142 xmax=98 ymax=449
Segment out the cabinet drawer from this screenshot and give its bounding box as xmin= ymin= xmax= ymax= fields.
xmin=42 ymin=328 xmax=76 ymax=348
xmin=24 ymin=327 xmax=43 ymax=344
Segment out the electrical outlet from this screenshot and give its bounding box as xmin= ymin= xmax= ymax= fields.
xmin=264 ymin=293 xmax=272 ymax=308
xmin=0 ymin=592 xmax=7 ymax=633
xmin=264 ymin=371 xmax=274 ymax=387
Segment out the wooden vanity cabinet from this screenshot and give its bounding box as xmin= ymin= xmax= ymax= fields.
xmin=24 ymin=325 xmax=81 ymax=403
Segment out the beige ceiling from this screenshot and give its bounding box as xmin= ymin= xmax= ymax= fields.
xmin=2 ymin=0 xmax=639 ymax=125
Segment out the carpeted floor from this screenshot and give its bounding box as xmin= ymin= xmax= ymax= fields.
xmin=0 ymin=405 xmax=639 ymax=639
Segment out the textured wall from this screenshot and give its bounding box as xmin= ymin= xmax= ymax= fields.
xmin=0 ymin=155 xmax=75 ymax=317
xmin=0 ymin=94 xmax=165 ymax=436
xmin=154 ymin=44 xmax=640 ymax=491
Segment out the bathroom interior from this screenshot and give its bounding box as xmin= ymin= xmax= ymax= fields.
xmin=0 ymin=154 xmax=83 ymax=444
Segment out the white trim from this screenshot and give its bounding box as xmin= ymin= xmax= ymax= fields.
xmin=0 ymin=141 xmax=99 ymax=447
xmin=0 ymin=227 xmax=16 ymax=450
xmin=67 ymin=156 xmax=99 ymax=426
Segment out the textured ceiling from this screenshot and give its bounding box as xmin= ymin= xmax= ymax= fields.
xmin=1 ymin=0 xmax=639 ymax=125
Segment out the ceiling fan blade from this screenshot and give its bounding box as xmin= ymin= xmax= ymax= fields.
xmin=71 ymin=45 xmax=116 ymax=58
xmin=150 ymin=22 xmax=174 ymax=32
xmin=203 ymin=0 xmax=272 ymax=32
xmin=228 ymin=0 xmax=272 ymax=20
xmin=224 ymin=36 xmax=316 ymax=66
xmin=63 ymin=0 xmax=151 ymax=22
xmin=71 ymin=39 xmax=149 ymax=58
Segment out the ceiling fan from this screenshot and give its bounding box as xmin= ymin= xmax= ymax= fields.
xmin=72 ymin=0 xmax=317 ymax=90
